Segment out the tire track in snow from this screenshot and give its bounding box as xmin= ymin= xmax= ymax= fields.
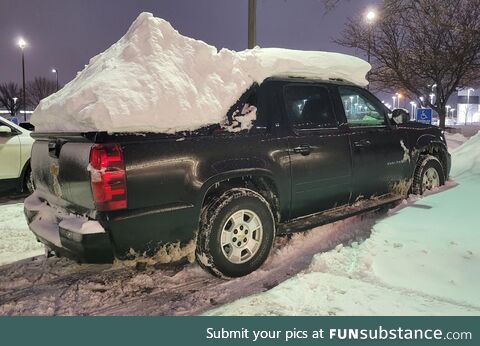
xmin=0 ymin=209 xmax=385 ymax=315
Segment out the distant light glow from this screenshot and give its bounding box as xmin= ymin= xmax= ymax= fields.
xmin=366 ymin=10 xmax=377 ymax=23
xmin=17 ymin=38 xmax=27 ymax=49
xmin=52 ymin=68 xmax=57 ymax=73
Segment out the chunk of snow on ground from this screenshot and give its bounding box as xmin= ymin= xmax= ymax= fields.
xmin=31 ymin=12 xmax=370 ymax=134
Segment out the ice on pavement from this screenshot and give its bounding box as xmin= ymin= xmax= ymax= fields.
xmin=207 ymin=133 xmax=480 ymax=316
xmin=31 ymin=12 xmax=370 ymax=133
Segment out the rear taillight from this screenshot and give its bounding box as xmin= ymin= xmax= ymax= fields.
xmin=89 ymin=143 xmax=127 ymax=211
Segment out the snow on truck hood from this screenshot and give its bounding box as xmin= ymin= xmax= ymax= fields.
xmin=31 ymin=12 xmax=371 ymax=134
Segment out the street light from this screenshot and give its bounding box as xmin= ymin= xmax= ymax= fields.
xmin=364 ymin=9 xmax=377 ymax=90
xmin=12 ymin=97 xmax=18 ymax=117
xmin=396 ymin=93 xmax=402 ymax=108
xmin=52 ymin=68 xmax=59 ymax=91
xmin=466 ymin=88 xmax=474 ymax=125
xmin=17 ymin=37 xmax=27 ymax=121
xmin=410 ymin=101 xmax=417 ymax=120
xmin=366 ymin=10 xmax=377 ymax=23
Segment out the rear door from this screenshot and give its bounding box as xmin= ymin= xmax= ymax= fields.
xmin=285 ymin=83 xmax=352 ymax=219
xmin=334 ymin=85 xmax=410 ymax=200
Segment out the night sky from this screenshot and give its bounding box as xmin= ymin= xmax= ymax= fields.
xmin=1 ymin=0 xmax=378 ymax=86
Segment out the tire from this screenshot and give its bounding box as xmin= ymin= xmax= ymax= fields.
xmin=23 ymin=165 xmax=35 ymax=194
xmin=196 ymin=188 xmax=275 ymax=278
xmin=412 ymin=155 xmax=445 ymax=195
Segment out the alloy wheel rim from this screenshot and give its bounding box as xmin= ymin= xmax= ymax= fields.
xmin=422 ymin=167 xmax=440 ymax=192
xmin=220 ymin=209 xmax=263 ymax=264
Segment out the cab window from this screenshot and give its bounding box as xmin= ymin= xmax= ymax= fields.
xmin=284 ymin=85 xmax=337 ymax=129
xmin=339 ymin=86 xmax=386 ymax=127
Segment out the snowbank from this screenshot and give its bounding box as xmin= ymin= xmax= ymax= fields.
xmin=207 ymin=136 xmax=480 ymax=316
xmin=0 ymin=203 xmax=43 ymax=266
xmin=445 ymin=132 xmax=469 ymax=150
xmin=450 ymin=132 xmax=480 ymax=180
xmin=31 ymin=12 xmax=370 ymax=133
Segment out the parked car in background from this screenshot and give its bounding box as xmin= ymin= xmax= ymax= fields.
xmin=0 ymin=116 xmax=34 ymax=193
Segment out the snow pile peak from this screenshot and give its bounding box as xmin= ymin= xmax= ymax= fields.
xmin=450 ymin=132 xmax=480 ymax=180
xmin=32 ymin=12 xmax=370 ymax=133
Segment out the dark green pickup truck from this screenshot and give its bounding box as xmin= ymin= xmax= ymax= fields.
xmin=24 ymin=77 xmax=450 ymax=277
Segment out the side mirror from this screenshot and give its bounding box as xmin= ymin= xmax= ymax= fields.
xmin=0 ymin=125 xmax=13 ymax=134
xmin=390 ymin=108 xmax=410 ymax=124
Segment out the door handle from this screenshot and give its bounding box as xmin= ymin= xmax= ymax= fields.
xmin=353 ymin=139 xmax=371 ymax=149
xmin=293 ymin=144 xmax=311 ymax=155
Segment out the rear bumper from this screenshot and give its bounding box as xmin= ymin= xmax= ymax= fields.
xmin=24 ymin=193 xmax=114 ymax=263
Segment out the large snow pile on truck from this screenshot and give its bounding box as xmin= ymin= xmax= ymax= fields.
xmin=31 ymin=12 xmax=370 ymax=134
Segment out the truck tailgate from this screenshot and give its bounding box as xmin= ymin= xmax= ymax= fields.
xmin=31 ymin=134 xmax=95 ymax=213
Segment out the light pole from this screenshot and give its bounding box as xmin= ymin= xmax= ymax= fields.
xmin=429 ymin=93 xmax=435 ymax=105
xmin=52 ymin=68 xmax=59 ymax=91
xmin=466 ymin=88 xmax=474 ymax=125
xmin=392 ymin=96 xmax=397 ymax=109
xmin=12 ymin=97 xmax=18 ymax=117
xmin=248 ymin=0 xmax=257 ymax=49
xmin=18 ymin=38 xmax=27 ymax=122
xmin=410 ymin=101 xmax=417 ymax=120
xmin=365 ymin=10 xmax=376 ymax=90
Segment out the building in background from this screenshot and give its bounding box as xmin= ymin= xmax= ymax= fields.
xmin=457 ymin=88 xmax=480 ymax=124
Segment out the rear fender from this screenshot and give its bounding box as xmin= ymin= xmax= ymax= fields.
xmin=197 ymin=169 xmax=280 ymax=219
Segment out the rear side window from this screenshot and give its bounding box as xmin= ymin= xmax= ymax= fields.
xmin=339 ymin=86 xmax=386 ymax=127
xmin=284 ymin=85 xmax=337 ymax=129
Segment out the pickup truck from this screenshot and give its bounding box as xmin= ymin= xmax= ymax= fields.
xmin=0 ymin=116 xmax=34 ymax=193
xmin=24 ymin=77 xmax=451 ymax=278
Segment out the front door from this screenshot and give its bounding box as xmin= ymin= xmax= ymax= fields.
xmin=285 ymin=83 xmax=352 ymax=219
xmin=336 ymin=86 xmax=411 ymax=201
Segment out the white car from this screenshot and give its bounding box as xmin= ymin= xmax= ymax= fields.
xmin=0 ymin=117 xmax=34 ymax=193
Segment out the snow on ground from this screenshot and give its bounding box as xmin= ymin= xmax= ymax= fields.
xmin=206 ymin=134 xmax=480 ymax=316
xmin=0 ymin=201 xmax=43 ymax=266
xmin=31 ymin=12 xmax=369 ymax=134
xmin=0 ymin=212 xmax=379 ymax=315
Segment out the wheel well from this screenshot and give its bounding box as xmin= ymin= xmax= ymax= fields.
xmin=202 ymin=176 xmax=281 ymax=223
xmin=418 ymin=145 xmax=448 ymax=177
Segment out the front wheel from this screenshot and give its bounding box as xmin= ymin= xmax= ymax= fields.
xmin=412 ymin=155 xmax=445 ymax=195
xmin=196 ymin=188 xmax=275 ymax=278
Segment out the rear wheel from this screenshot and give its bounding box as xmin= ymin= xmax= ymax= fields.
xmin=412 ymin=155 xmax=445 ymax=195
xmin=196 ymin=188 xmax=275 ymax=278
